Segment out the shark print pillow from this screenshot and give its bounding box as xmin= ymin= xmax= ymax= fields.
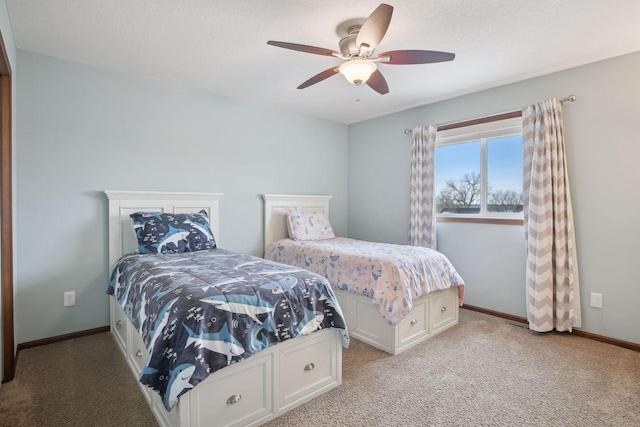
xmin=130 ymin=210 xmax=216 ymax=254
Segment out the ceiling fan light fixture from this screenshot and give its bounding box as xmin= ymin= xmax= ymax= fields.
xmin=339 ymin=59 xmax=377 ymax=85
xmin=267 ymin=3 xmax=455 ymax=94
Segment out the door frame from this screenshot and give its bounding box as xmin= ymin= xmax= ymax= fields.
xmin=0 ymin=28 xmax=14 ymax=382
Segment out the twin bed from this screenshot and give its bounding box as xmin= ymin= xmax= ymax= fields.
xmin=262 ymin=194 xmax=465 ymax=355
xmin=106 ymin=191 xmax=465 ymax=427
xmin=106 ymin=191 xmax=347 ymax=427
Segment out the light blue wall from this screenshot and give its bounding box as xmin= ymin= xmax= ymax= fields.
xmin=15 ymin=51 xmax=348 ymax=344
xmin=348 ymin=51 xmax=640 ymax=344
xmin=12 ymin=45 xmax=640 ymax=347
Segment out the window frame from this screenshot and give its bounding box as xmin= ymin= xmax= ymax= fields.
xmin=435 ymin=115 xmax=524 ymax=225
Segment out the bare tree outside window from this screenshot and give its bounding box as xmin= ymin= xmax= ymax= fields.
xmin=488 ymin=190 xmax=523 ymax=212
xmin=436 ymin=172 xmax=523 ymax=214
xmin=434 ymin=120 xmax=523 ymax=218
xmin=436 ymin=172 xmax=481 ymax=214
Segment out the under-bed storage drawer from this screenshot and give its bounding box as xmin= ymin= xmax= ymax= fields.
xmin=278 ymin=331 xmax=340 ymax=411
xmin=397 ymin=297 xmax=429 ymax=347
xmin=429 ymin=288 xmax=458 ymax=335
xmin=129 ymin=326 xmax=150 ymax=376
xmin=111 ymin=300 xmax=129 ymax=354
xmin=188 ymin=352 xmax=273 ymax=427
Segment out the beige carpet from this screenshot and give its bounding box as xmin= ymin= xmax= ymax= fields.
xmin=266 ymin=310 xmax=640 ymax=426
xmin=1 ymin=309 xmax=639 ymax=426
xmin=0 ymin=332 xmax=157 ymax=427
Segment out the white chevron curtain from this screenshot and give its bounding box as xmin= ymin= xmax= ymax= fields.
xmin=409 ymin=125 xmax=436 ymax=248
xmin=522 ymin=99 xmax=581 ymax=332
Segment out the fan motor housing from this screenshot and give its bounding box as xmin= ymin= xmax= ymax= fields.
xmin=339 ymin=25 xmax=373 ymax=57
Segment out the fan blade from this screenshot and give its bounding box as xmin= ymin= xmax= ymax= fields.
xmin=297 ymin=67 xmax=339 ymax=89
xmin=267 ymin=41 xmax=339 ymax=57
xmin=366 ymin=70 xmax=389 ymax=95
xmin=377 ymin=50 xmax=455 ymax=65
xmin=356 ymin=4 xmax=393 ymax=51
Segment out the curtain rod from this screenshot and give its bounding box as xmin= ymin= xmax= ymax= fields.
xmin=403 ymin=94 xmax=577 ymax=134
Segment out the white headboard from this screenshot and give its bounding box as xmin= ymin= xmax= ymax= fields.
xmin=262 ymin=194 xmax=331 ymax=252
xmin=105 ymin=190 xmax=223 ymax=268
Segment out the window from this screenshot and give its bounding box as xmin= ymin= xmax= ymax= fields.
xmin=435 ymin=116 xmax=523 ymax=222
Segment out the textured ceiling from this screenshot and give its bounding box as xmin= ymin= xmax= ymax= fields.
xmin=6 ymin=0 xmax=640 ymax=124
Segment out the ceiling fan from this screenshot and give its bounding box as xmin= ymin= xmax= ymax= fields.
xmin=267 ymin=3 xmax=455 ymax=95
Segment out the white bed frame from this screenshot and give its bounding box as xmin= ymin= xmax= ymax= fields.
xmin=262 ymin=194 xmax=459 ymax=355
xmin=106 ymin=191 xmax=343 ymax=427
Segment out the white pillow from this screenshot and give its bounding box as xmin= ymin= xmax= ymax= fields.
xmin=286 ymin=211 xmax=335 ymax=241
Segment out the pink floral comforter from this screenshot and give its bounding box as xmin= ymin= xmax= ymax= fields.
xmin=265 ymin=237 xmax=465 ymax=326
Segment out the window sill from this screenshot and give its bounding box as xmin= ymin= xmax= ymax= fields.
xmin=437 ymin=216 xmax=524 ymax=226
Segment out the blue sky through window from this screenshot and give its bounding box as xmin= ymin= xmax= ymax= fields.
xmin=435 ymin=141 xmax=480 ymax=196
xmin=488 ymin=135 xmax=522 ymax=194
xmin=435 ymin=134 xmax=522 ymax=203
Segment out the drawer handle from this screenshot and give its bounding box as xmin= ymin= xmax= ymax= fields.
xmin=441 ymin=306 xmax=447 ymax=312
xmin=226 ymin=394 xmax=242 ymax=404
xmin=116 ymin=320 xmax=122 ymax=326
xmin=135 ymin=350 xmax=143 ymax=358
xmin=410 ymin=318 xmax=418 ymax=325
xmin=304 ymin=363 xmax=315 ymax=371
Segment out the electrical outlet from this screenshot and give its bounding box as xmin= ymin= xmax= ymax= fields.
xmin=64 ymin=291 xmax=76 ymax=307
xmin=590 ymin=292 xmax=602 ymax=309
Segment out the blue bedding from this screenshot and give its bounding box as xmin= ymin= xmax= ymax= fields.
xmin=107 ymin=248 xmax=349 ymax=410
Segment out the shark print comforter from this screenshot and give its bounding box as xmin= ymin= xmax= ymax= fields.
xmin=265 ymin=237 xmax=465 ymax=326
xmin=107 ymin=248 xmax=349 ymax=410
